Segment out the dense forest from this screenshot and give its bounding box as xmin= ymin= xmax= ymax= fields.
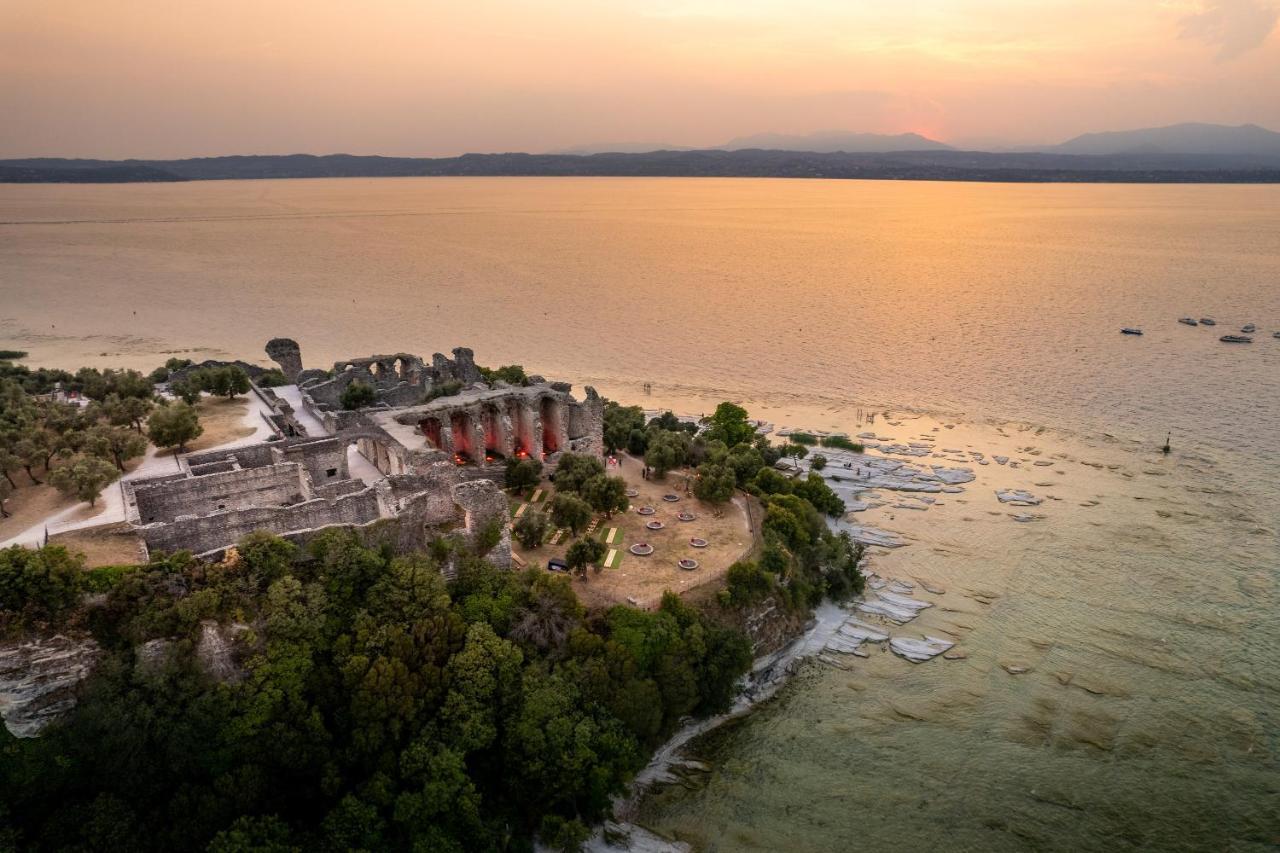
xmin=0 ymin=532 xmax=752 ymax=851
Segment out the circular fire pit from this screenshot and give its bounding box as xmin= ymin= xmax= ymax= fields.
xmin=662 ymin=494 xmax=680 ymax=502
xmin=630 ymin=543 xmax=654 ymax=556
xmin=689 ymin=538 xmax=708 ymax=548
xmin=625 ymin=489 xmax=639 ymax=498
xmin=646 ymin=520 xmax=665 ymax=531
xmin=637 ymin=506 xmax=656 ymax=516
xmin=677 ymin=512 xmax=696 ymax=522
xmin=677 ymin=559 xmax=699 ymax=571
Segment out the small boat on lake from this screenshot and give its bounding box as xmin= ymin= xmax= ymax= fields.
xmin=1200 ymin=318 xmax=1216 ymax=326
xmin=1241 ymin=324 xmax=1257 ymax=333
xmin=1120 ymin=327 xmax=1143 ymax=335
xmin=1220 ymin=335 xmax=1252 ymax=343
xmin=1177 ymin=317 xmax=1198 ymax=326
xmin=1273 ymin=331 xmax=1280 ymax=339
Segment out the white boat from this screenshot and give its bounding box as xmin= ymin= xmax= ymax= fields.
xmin=1177 ymin=317 xmax=1197 ymax=326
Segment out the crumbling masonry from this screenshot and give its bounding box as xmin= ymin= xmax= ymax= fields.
xmin=124 ymin=340 xmax=603 ymax=571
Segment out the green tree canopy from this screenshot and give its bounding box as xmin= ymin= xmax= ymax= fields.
xmin=48 ymin=454 xmax=118 ymax=506
xmin=551 ymin=453 xmax=605 ymax=494
xmin=147 ymin=401 xmax=203 ymax=453
xmin=549 ymin=493 xmax=592 ymax=535
xmin=340 ymin=381 xmax=377 ymax=410
xmin=693 ymin=462 xmax=736 ymax=505
xmin=580 ymin=474 xmax=629 ymax=518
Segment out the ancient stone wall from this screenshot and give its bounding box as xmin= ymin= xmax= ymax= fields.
xmin=131 ymin=464 xmax=308 ymax=526
xmin=137 ymin=487 xmax=381 ymax=557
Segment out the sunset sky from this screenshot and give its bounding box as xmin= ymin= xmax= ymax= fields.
xmin=2 ymin=0 xmax=1278 ymax=158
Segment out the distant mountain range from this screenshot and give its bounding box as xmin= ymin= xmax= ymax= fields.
xmin=4 ymin=124 xmax=1279 ymax=184
xmin=1048 ymin=123 xmax=1280 ymax=157
xmin=719 ymin=130 xmax=952 ymax=153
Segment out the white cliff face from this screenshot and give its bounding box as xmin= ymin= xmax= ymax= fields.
xmin=0 ymin=633 xmax=101 ymax=738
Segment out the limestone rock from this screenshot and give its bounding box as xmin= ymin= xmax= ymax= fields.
xmin=0 ymin=633 xmax=102 ymax=738
xmin=265 ymin=337 xmax=304 ymax=381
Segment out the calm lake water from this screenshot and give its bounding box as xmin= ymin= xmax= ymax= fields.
xmin=2 ymin=178 xmax=1278 ymax=851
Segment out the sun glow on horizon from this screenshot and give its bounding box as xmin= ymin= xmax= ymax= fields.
xmin=0 ymin=0 xmax=1277 ymax=158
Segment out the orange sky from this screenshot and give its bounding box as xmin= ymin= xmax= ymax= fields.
xmin=2 ymin=0 xmax=1278 ymax=158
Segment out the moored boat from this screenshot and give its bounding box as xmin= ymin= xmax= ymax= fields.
xmin=1273 ymin=331 xmax=1280 ymax=339
xmin=1200 ymin=318 xmax=1216 ymax=326
xmin=1241 ymin=324 xmax=1257 ymax=333
xmin=1120 ymin=327 xmax=1143 ymax=335
xmin=1177 ymin=317 xmax=1197 ymax=326
xmin=1220 ymin=335 xmax=1252 ymax=343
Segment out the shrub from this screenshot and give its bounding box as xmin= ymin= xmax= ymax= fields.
xmin=725 ymin=561 xmax=773 ymax=607
xmin=820 ymin=435 xmax=864 ymax=452
xmin=340 ymin=381 xmax=377 ymax=410
xmin=256 ymin=369 xmax=289 ymax=388
xmin=514 ymin=509 xmax=550 ymax=549
xmin=0 ymin=545 xmax=84 ymax=631
xmin=810 ymin=453 xmax=827 ymax=471
xmin=789 ymin=432 xmax=817 ymax=446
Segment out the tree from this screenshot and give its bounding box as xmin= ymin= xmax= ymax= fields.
xmin=223 ymin=366 xmax=251 ymax=399
xmin=84 ymin=425 xmax=148 ymax=471
xmin=726 ymin=443 xmax=765 ymax=486
xmin=204 ymin=367 xmax=232 ymax=398
xmin=552 ymin=453 xmax=604 ymax=494
xmin=693 ymin=462 xmax=736 ymax=505
xmin=647 ymin=411 xmax=696 ymax=435
xmin=341 ymin=381 xmax=377 ymax=410
xmin=13 ymin=436 xmax=45 ymax=484
xmin=602 ymin=401 xmax=645 ymax=454
xmin=643 ymin=430 xmax=687 ymax=478
xmin=549 ymin=493 xmax=592 ymax=535
xmin=0 ymin=544 xmax=84 ymax=627
xmin=0 ymin=447 xmax=19 ymax=490
xmin=48 ymin=455 xmax=118 ymax=506
xmin=810 ymin=453 xmax=827 ymax=471
xmin=479 ymin=364 xmax=528 ymax=385
xmin=580 ymin=474 xmax=628 ymax=517
xmin=147 ymin=402 xmax=202 ymax=453
xmin=513 ymin=508 xmax=550 ymax=549
xmin=782 ymin=442 xmax=808 ymax=468
xmin=168 ymin=377 xmax=203 ymax=405
xmin=504 ymin=457 xmax=543 ymax=496
xmin=102 ymin=394 xmax=153 ymax=432
xmin=705 ymin=402 xmax=754 ymax=448
xmin=565 ymin=537 xmax=607 ymax=576
xmin=0 ymin=476 xmax=11 ymax=518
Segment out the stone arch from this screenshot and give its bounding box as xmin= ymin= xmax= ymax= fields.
xmin=450 ymin=410 xmax=476 ymax=462
xmin=541 ymin=397 xmax=564 ymax=455
xmin=420 ymin=416 xmax=444 ymax=451
xmin=481 ymin=403 xmax=508 ymax=462
xmin=508 ymin=399 xmax=533 ymax=459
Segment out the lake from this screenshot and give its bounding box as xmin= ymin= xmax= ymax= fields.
xmin=2 ymin=177 xmax=1278 ymax=851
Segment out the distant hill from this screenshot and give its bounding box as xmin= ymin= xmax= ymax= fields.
xmin=548 ymin=142 xmax=694 ymax=155
xmin=1050 ymin=123 xmax=1280 ymax=159
xmin=719 ymin=130 xmax=952 ymax=153
xmin=4 ymin=149 xmax=1280 ymax=184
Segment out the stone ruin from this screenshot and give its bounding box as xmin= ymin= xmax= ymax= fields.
xmin=124 ymin=340 xmax=604 ymax=570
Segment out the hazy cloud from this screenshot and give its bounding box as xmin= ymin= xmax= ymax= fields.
xmin=1179 ymin=0 xmax=1279 ymax=60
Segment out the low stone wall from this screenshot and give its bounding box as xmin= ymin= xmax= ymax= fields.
xmin=138 ymin=487 xmax=382 ymax=557
xmin=133 ymin=464 xmax=307 ymax=525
